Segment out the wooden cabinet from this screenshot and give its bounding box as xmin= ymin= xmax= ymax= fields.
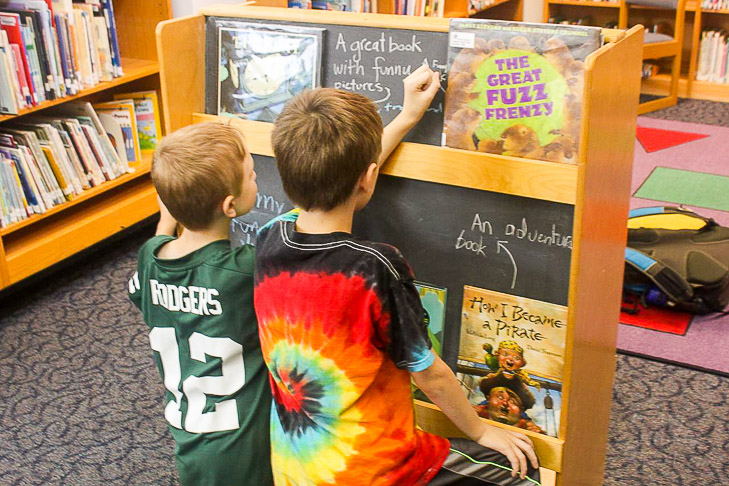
xmin=0 ymin=1 xmax=171 ymax=290
xmin=544 ymin=0 xmax=729 ymax=102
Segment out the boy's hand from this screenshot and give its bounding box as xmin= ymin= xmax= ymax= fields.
xmin=473 ymin=423 xmax=539 ymax=479
xmin=401 ymin=64 xmax=441 ymax=125
xmin=156 ymin=195 xmax=178 ymax=236
xmin=379 ymin=65 xmax=441 ymax=165
xmin=411 ymin=353 xmax=539 ymax=479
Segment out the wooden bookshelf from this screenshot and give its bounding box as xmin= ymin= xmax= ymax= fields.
xmin=158 ymin=7 xmax=642 ymax=484
xmin=0 ymin=0 xmax=172 ymax=291
xmin=544 ymin=0 xmax=729 ymax=102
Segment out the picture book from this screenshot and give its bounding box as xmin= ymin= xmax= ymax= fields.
xmin=411 ymin=281 xmax=447 ymax=402
xmin=96 ymin=112 xmax=128 ymax=167
xmin=93 ymin=100 xmax=141 ymax=163
xmin=113 ymin=90 xmax=162 ymax=152
xmin=206 ymin=18 xmax=324 ymax=122
xmin=456 ymin=285 xmax=567 ymax=437
xmin=414 ymin=281 xmax=447 ymax=357
xmin=443 ymin=19 xmax=603 ymax=164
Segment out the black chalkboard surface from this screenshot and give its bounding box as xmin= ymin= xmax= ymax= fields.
xmin=230 ymin=154 xmax=574 ymax=365
xmin=205 ymin=17 xmax=448 ymax=145
xmin=353 ymin=175 xmax=574 ymax=364
xmin=230 ymin=154 xmax=293 ymax=247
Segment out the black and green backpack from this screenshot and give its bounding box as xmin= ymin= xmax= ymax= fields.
xmin=624 ymin=206 xmax=729 ymax=314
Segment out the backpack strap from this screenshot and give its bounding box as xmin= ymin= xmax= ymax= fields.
xmin=624 ymin=247 xmax=695 ymax=304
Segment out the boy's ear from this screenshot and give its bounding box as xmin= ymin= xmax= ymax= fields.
xmin=221 ymin=195 xmax=237 ymax=218
xmin=360 ymin=162 xmax=379 ymax=193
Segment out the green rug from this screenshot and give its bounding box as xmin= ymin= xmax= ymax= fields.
xmin=634 ymin=167 xmax=729 ymax=212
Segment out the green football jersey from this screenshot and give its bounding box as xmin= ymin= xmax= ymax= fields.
xmin=128 ymin=235 xmax=273 ymax=486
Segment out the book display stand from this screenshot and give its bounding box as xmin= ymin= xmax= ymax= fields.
xmin=0 ymin=1 xmax=171 ymax=290
xmin=157 ymin=6 xmax=643 ymax=485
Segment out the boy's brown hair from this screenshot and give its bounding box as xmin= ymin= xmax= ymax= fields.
xmin=271 ymin=88 xmax=383 ymax=211
xmin=152 ymin=122 xmax=246 ymax=230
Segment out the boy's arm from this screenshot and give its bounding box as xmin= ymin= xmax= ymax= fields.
xmin=379 ymin=65 xmax=441 ymax=166
xmin=155 ymin=195 xmax=178 ymax=236
xmin=412 ymin=353 xmax=539 ymax=479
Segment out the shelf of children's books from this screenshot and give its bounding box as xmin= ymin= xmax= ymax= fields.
xmin=0 ymin=155 xmax=152 ymax=237
xmin=191 ymin=112 xmax=579 ymax=204
xmin=2 ymin=172 xmax=157 ymax=285
xmin=414 ymin=399 xmax=565 ymax=471
xmin=547 ymin=0 xmax=621 ymax=8
xmin=0 ymin=58 xmax=160 ymax=123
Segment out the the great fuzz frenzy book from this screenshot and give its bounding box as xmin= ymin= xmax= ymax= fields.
xmin=443 ymin=19 xmax=602 ymax=164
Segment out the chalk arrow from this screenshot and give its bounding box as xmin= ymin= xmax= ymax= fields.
xmin=497 ymin=240 xmax=518 ymax=289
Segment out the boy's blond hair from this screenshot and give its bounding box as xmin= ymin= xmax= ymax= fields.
xmin=271 ymin=88 xmax=383 ymax=211
xmin=152 ymin=122 xmax=246 ymax=230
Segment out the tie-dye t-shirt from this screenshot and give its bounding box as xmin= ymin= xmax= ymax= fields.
xmin=254 ymin=212 xmax=450 ymax=486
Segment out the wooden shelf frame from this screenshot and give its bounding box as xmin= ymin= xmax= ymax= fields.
xmin=157 ymin=7 xmax=643 ymax=484
xmin=0 ymin=0 xmax=171 ymax=291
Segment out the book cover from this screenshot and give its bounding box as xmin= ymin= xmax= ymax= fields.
xmin=113 ymin=91 xmax=161 ymax=152
xmin=96 ymin=112 xmax=127 ymax=167
xmin=205 ymin=18 xmax=324 ymax=122
xmin=0 ymin=36 xmax=20 ymax=114
xmin=0 ymin=12 xmax=35 ymax=105
xmin=456 ymin=285 xmax=567 ymax=437
xmin=443 ymin=19 xmax=602 ymax=164
xmin=414 ymin=281 xmax=447 ymax=357
xmin=93 ymin=100 xmax=140 ymax=163
xmin=99 ymin=0 xmax=121 ymax=76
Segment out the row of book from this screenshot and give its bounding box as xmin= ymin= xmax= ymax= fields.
xmin=288 ymin=0 xmax=379 ymax=12
xmin=696 ymin=29 xmax=729 ymax=84
xmin=0 ymin=0 xmax=123 ymax=115
xmin=700 ymin=0 xmax=729 ymax=10
xmin=287 ymin=0 xmax=447 ymax=15
xmin=0 ymin=91 xmax=161 ymax=228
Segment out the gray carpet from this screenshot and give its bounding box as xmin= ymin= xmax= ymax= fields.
xmin=1 ymin=99 xmax=728 ymax=485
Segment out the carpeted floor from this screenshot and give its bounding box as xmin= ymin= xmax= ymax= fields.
xmin=1 ymin=225 xmax=727 ymax=485
xmin=1 ymin=98 xmax=728 ymax=485
xmin=617 ymin=105 xmax=729 ymax=376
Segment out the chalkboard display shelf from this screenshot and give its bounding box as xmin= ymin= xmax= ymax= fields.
xmin=157 ymin=7 xmax=643 ymax=484
xmin=192 ymin=113 xmax=579 ymax=205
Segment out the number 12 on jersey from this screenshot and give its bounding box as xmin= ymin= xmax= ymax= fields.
xmin=149 ymin=327 xmax=246 ymax=433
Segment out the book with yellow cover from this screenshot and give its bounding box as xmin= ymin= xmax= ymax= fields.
xmin=113 ymin=90 xmax=162 ymax=152
xmin=93 ymin=100 xmax=141 ymax=164
xmin=456 ymin=285 xmax=567 ymax=437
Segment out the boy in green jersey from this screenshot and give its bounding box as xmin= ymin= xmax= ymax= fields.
xmin=128 ymin=122 xmax=272 ymax=486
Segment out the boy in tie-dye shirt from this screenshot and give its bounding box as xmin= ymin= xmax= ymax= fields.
xmin=254 ymin=66 xmax=540 ymax=486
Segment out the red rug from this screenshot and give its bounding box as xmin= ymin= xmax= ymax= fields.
xmin=620 ymin=294 xmax=693 ymax=335
xmin=636 ymin=126 xmax=709 ymax=153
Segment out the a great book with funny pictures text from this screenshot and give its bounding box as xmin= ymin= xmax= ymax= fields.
xmin=443 ymin=19 xmax=602 ymax=164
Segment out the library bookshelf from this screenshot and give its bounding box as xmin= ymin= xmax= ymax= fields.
xmin=544 ymin=0 xmax=729 ymax=102
xmin=158 ymin=6 xmax=642 ymax=484
xmin=0 ymin=1 xmax=171 ymax=291
xmin=253 ymin=0 xmax=523 ymax=20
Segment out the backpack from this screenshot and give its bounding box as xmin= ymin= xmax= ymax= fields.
xmin=624 ymin=206 xmax=729 ymax=315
